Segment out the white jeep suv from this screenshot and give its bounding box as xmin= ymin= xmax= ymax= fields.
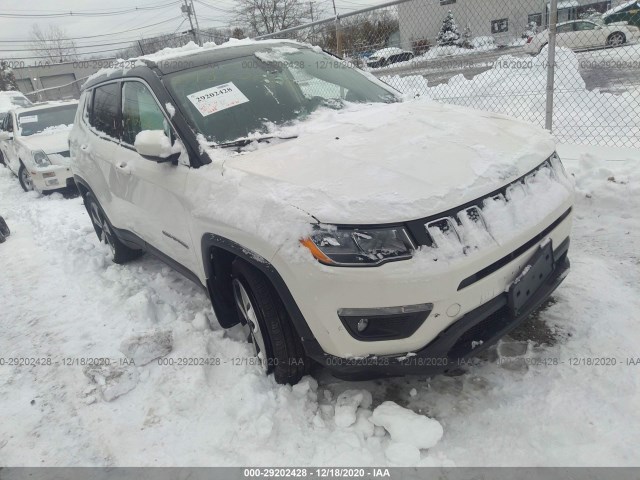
xmin=69 ymin=41 xmax=574 ymax=384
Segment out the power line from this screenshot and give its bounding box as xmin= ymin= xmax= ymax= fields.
xmin=0 ymin=1 xmax=181 ymax=19
xmin=0 ymin=17 xmax=180 ymax=43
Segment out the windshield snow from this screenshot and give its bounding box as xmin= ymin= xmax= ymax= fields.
xmin=18 ymin=104 xmax=77 ymax=137
xmin=165 ymin=45 xmax=398 ymax=144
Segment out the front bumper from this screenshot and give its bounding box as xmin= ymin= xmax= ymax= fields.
xmin=306 ymin=238 xmax=570 ymax=380
xmin=30 ymin=164 xmax=74 ymax=192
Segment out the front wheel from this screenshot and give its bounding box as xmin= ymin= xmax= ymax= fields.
xmin=18 ymin=164 xmax=34 ymax=192
xmin=607 ymin=32 xmax=626 ymax=47
xmin=231 ymin=259 xmax=309 ymax=384
xmin=84 ymin=192 xmax=143 ymax=264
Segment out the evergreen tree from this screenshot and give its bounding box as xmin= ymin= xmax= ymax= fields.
xmin=0 ymin=61 xmax=19 ymax=91
xmin=437 ymin=10 xmax=461 ymax=46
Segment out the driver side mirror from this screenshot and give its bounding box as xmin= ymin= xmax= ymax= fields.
xmin=0 ymin=131 xmax=13 ymax=141
xmin=134 ymin=130 xmax=180 ymax=164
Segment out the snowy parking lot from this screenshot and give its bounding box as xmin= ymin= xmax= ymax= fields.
xmin=1 ymin=145 xmax=639 ymax=466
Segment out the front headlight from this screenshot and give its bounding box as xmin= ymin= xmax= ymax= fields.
xmin=301 ymin=226 xmax=414 ymax=266
xmin=32 ymin=150 xmax=51 ymax=167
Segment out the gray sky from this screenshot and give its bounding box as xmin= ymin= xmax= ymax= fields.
xmin=0 ymin=0 xmax=385 ymax=60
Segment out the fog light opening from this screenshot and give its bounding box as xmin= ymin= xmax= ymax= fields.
xmin=357 ymin=318 xmax=369 ymax=333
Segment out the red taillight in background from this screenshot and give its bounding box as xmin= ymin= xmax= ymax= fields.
xmin=526 ymin=37 xmax=533 ymax=43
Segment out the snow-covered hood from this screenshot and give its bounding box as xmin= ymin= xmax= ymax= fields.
xmin=19 ymin=130 xmax=70 ymax=156
xmin=225 ymin=101 xmax=556 ymax=224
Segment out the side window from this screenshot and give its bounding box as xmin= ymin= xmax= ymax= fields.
xmin=6 ymin=114 xmax=13 ymax=133
xmin=90 ymin=83 xmax=119 ymax=138
xmin=121 ymin=81 xmax=169 ymax=146
xmin=557 ymin=24 xmax=573 ymax=33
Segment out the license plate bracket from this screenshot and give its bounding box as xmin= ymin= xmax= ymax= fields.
xmin=508 ymin=241 xmax=554 ymax=316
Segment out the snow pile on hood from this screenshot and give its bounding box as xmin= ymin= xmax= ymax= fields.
xmin=188 ymin=98 xmax=569 ymax=263
xmin=382 ymin=47 xmax=640 ymax=148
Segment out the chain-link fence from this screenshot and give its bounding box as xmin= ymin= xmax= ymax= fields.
xmin=257 ymin=0 xmax=640 ymax=148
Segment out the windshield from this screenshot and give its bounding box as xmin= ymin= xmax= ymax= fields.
xmin=11 ymin=96 xmax=32 ymax=108
xmin=165 ymin=45 xmax=398 ymax=144
xmin=18 ymin=104 xmax=77 ymax=136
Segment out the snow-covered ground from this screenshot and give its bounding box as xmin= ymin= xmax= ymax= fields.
xmin=382 ymin=47 xmax=640 ymax=148
xmin=1 ymin=145 xmax=639 ymax=466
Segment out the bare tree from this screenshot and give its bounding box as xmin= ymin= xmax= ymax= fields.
xmin=235 ymin=0 xmax=314 ymax=36
xmin=29 ymin=25 xmax=78 ymax=63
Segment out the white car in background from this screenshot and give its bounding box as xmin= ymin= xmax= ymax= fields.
xmin=0 ymin=100 xmax=78 ymax=192
xmin=524 ymin=19 xmax=640 ymax=54
xmin=366 ymin=47 xmax=414 ymax=68
xmin=0 ymin=91 xmax=32 ymax=140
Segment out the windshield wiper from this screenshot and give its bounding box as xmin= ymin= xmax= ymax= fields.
xmin=215 ymin=134 xmax=298 ymax=149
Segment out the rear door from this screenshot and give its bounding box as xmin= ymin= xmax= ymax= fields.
xmin=109 ymin=79 xmax=196 ymax=272
xmin=82 ymin=82 xmax=120 ymax=221
xmin=555 ymin=23 xmax=575 ymax=48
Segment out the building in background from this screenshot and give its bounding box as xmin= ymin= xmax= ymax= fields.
xmin=398 ymin=0 xmax=624 ymax=49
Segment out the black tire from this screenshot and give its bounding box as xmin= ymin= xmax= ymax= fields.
xmin=84 ymin=192 xmax=143 ymax=265
xmin=231 ymin=259 xmax=309 ymax=385
xmin=0 ymin=150 xmax=5 ymax=167
xmin=539 ymin=43 xmax=548 ymax=54
xmin=0 ymin=231 xmax=5 ymax=244
xmin=606 ymin=32 xmax=626 ymax=47
xmin=18 ymin=163 xmax=34 ymax=192
xmin=0 ymin=216 xmax=9 ymax=237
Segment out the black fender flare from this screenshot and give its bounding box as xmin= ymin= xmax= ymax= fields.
xmin=201 ymin=233 xmax=316 ymax=341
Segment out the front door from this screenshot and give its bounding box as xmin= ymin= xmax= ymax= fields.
xmin=109 ymin=80 xmax=197 ymax=273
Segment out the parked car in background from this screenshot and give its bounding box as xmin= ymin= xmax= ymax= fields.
xmin=366 ymin=47 xmax=414 ymax=68
xmin=0 ymin=92 xmax=33 ymax=157
xmin=0 ymin=100 xmax=78 ymax=192
xmin=70 ymin=40 xmax=574 ymax=385
xmin=603 ymin=0 xmax=640 ymax=28
xmin=524 ymin=19 xmax=640 ymax=54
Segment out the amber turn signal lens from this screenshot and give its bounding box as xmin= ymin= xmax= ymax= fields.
xmin=300 ymin=238 xmax=335 ymax=265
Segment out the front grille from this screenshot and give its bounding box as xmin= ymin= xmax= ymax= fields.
xmin=405 ymin=154 xmax=570 ymax=259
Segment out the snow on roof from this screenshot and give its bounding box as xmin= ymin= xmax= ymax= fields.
xmin=603 ymin=0 xmax=640 ymax=17
xmin=83 ymin=38 xmax=309 ymax=87
xmin=14 ymin=100 xmax=78 ymax=114
xmin=371 ymin=47 xmax=406 ymax=58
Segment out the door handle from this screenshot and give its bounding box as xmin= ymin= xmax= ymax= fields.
xmin=116 ymin=161 xmax=132 ymax=175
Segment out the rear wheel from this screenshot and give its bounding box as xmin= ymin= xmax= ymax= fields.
xmin=84 ymin=192 xmax=143 ymax=264
xmin=18 ymin=164 xmax=33 ymax=192
xmin=607 ymin=32 xmax=626 ymax=47
xmin=231 ymin=259 xmax=309 ymax=384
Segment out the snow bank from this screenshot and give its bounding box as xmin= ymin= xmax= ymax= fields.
xmin=371 ymin=401 xmax=444 ymax=450
xmin=382 ymin=47 xmax=640 ymax=147
xmin=119 ymin=330 xmax=173 ymax=366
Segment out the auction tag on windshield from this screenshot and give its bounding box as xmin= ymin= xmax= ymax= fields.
xmin=19 ymin=115 xmax=38 ymax=124
xmin=187 ymin=82 xmax=249 ymax=117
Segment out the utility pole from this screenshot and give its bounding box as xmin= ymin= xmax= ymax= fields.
xmin=181 ymin=0 xmax=201 ymax=46
xmin=545 ymin=0 xmax=558 ymax=131
xmin=310 ymin=2 xmax=314 ymax=44
xmin=189 ymin=0 xmax=203 ymax=46
xmin=331 ymin=0 xmax=342 ymax=56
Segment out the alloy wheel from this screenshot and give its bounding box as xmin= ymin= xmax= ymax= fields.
xmin=608 ymin=33 xmax=625 ymax=46
xmin=89 ymin=201 xmax=115 ymax=256
xmin=232 ymin=278 xmax=268 ymax=373
xmin=20 ymin=168 xmax=33 ymax=191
